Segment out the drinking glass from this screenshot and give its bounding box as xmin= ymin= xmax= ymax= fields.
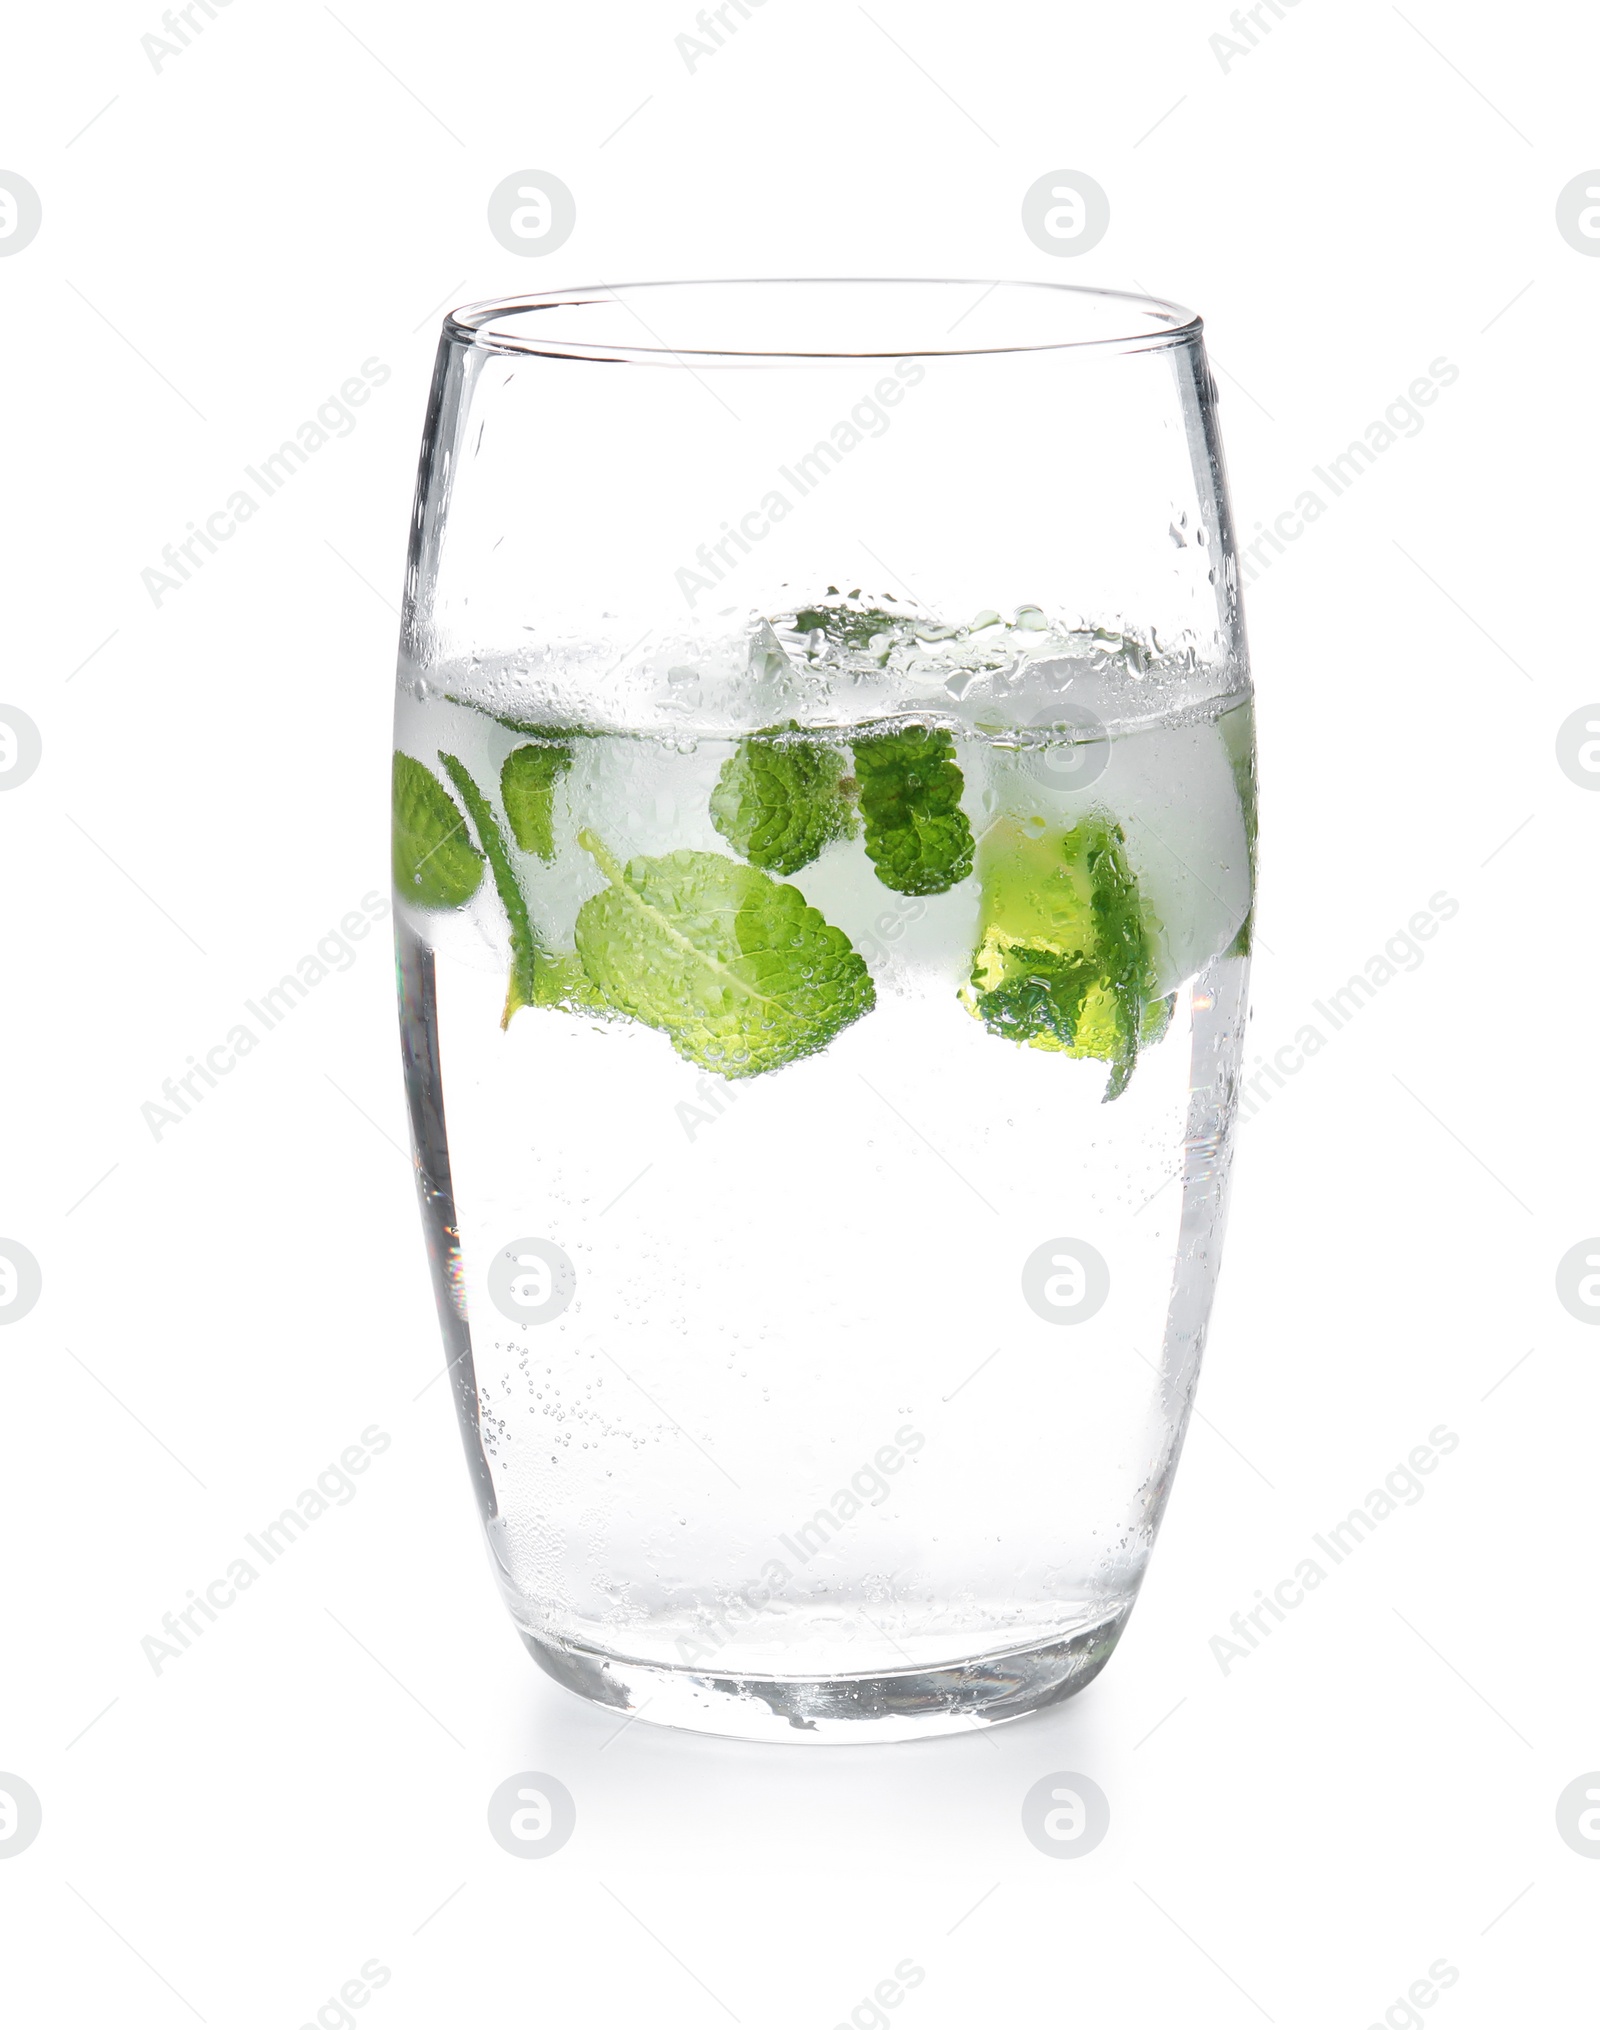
xmin=393 ymin=280 xmax=1254 ymax=1742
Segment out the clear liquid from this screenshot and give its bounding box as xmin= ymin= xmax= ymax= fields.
xmin=395 ymin=678 xmax=1253 ymax=1702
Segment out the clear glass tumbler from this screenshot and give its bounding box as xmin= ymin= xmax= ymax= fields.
xmin=393 ymin=280 xmax=1254 ymax=1742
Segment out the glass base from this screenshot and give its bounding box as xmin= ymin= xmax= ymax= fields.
xmin=520 ymin=1610 xmax=1129 ymax=1744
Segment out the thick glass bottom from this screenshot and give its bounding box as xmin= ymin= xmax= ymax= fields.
xmin=520 ymin=1609 xmax=1129 ymax=1744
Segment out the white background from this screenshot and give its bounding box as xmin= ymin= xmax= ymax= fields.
xmin=2 ymin=0 xmax=1596 ymax=2022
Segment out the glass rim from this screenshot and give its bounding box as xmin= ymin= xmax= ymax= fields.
xmin=444 ymin=277 xmax=1202 ymax=366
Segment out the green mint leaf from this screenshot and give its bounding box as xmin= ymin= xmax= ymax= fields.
xmin=573 ymin=832 xmax=875 ymax=1078
xmin=791 ymin=602 xmax=899 ymax=650
xmin=962 ymin=815 xmax=1161 ymax=1100
xmin=500 ymin=741 xmax=573 ymax=860
xmin=1221 ymin=699 xmax=1257 ymax=959
xmin=1141 ymin=992 xmax=1176 ymax=1048
xmin=528 ymin=947 xmax=611 ymax=1015
xmin=392 ymin=752 xmax=484 ymax=909
xmin=852 ymin=724 xmax=976 ymax=895
xmin=785 ymin=597 xmax=920 ymax=668
xmin=709 ymin=728 xmax=857 ymax=876
xmin=437 ymin=752 xmax=539 ymax=1028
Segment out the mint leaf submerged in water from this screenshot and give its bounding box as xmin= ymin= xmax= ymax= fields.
xmin=791 ymin=601 xmax=906 ymax=655
xmin=400 ymin=748 xmax=602 ymax=1027
xmin=392 ymin=753 xmax=484 ymax=908
xmin=1221 ymin=699 xmax=1257 ymax=959
xmin=437 ymin=751 xmax=543 ymax=1028
xmin=852 ymin=724 xmax=975 ymax=895
xmin=573 ymin=833 xmax=875 ymax=1077
xmin=501 ymin=741 xmax=573 ymax=860
xmin=962 ymin=815 xmax=1165 ymax=1100
xmin=709 ymin=729 xmax=857 ymax=876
